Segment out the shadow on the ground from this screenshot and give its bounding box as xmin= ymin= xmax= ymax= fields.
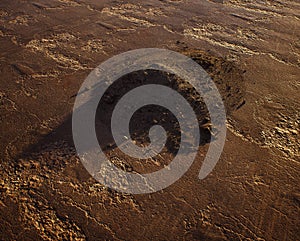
xmin=18 ymin=50 xmax=246 ymax=174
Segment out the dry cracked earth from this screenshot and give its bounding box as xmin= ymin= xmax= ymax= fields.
xmin=0 ymin=0 xmax=299 ymax=240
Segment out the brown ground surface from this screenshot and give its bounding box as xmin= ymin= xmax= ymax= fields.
xmin=0 ymin=0 xmax=299 ymax=240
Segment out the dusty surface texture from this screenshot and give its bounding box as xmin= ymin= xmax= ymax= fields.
xmin=0 ymin=0 xmax=299 ymax=240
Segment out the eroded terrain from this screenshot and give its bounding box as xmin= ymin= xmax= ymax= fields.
xmin=0 ymin=0 xmax=299 ymax=240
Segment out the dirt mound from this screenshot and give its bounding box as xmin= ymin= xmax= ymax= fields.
xmin=94 ymin=50 xmax=245 ymax=173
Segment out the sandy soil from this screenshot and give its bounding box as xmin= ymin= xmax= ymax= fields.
xmin=0 ymin=0 xmax=299 ymax=240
